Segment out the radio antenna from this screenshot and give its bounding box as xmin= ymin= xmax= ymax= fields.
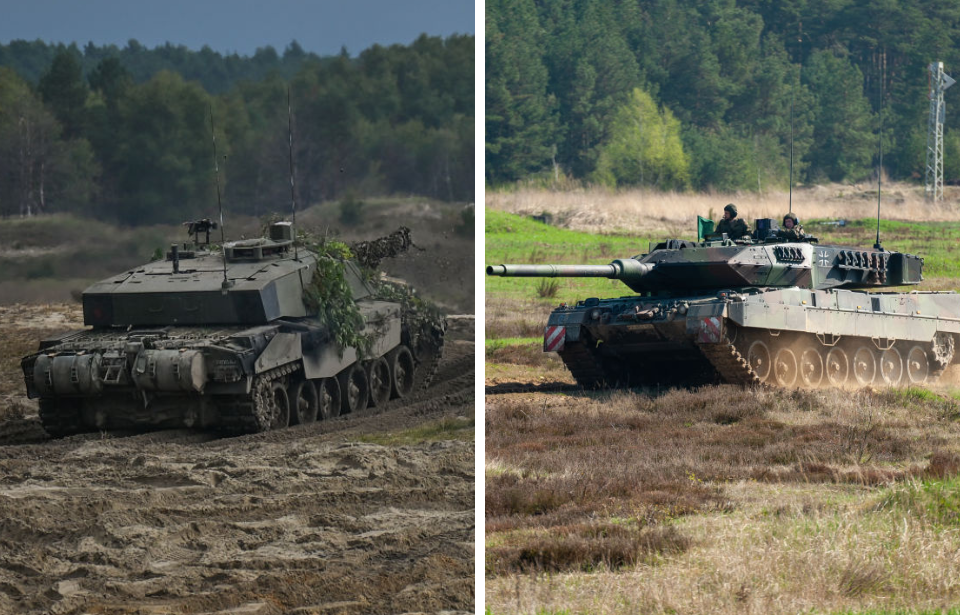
xmin=789 ymin=90 xmax=794 ymax=214
xmin=789 ymin=33 xmax=802 ymax=215
xmin=874 ymin=74 xmax=884 ymax=251
xmin=287 ymin=86 xmax=299 ymax=261
xmin=209 ymin=105 xmax=232 ymax=290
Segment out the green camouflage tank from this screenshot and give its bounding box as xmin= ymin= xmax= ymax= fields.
xmin=488 ymin=218 xmax=958 ymax=388
xmin=22 ymin=220 xmax=444 ymax=437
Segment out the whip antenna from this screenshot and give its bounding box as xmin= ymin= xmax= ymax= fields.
xmin=789 ymin=90 xmax=794 ymax=214
xmin=287 ymin=86 xmax=299 ymax=261
xmin=875 ymin=75 xmax=884 ymax=251
xmin=209 ymin=105 xmax=231 ymax=290
xmin=789 ymin=33 xmax=803 ymax=215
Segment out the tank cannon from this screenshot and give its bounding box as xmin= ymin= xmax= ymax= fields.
xmin=488 ymin=224 xmax=959 ymax=389
xmin=22 ymin=221 xmax=444 ymax=437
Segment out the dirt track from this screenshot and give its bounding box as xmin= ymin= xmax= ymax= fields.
xmin=0 ymin=305 xmax=475 ymax=615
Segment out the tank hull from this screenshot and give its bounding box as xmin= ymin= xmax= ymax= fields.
xmin=548 ymin=288 xmax=960 ymax=388
xmin=22 ymin=300 xmax=444 ymax=436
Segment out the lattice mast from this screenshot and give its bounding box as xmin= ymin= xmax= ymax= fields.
xmin=925 ymin=61 xmax=955 ymax=201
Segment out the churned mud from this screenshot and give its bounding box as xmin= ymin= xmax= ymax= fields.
xmin=0 ymin=305 xmax=475 ymax=615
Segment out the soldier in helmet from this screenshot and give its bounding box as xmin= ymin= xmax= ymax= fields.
xmin=715 ymin=203 xmax=749 ymax=240
xmin=777 ymin=212 xmax=803 ymax=241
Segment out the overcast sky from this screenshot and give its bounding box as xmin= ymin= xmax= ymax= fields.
xmin=0 ymin=0 xmax=476 ymax=57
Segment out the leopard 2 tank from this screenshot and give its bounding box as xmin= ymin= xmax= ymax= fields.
xmin=487 ymin=219 xmax=960 ymax=388
xmin=22 ymin=220 xmax=444 ymax=437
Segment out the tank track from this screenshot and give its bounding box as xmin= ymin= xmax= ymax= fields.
xmin=418 ymin=344 xmax=444 ymax=390
xmin=414 ymin=325 xmax=446 ymax=391
xmin=557 ymin=343 xmax=613 ymax=389
xmin=697 ymin=340 xmax=761 ymax=385
xmin=38 ymin=399 xmax=84 ymax=438
xmin=218 ymin=363 xmax=299 ymax=434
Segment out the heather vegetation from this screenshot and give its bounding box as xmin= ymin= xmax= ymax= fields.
xmin=486 ymin=0 xmax=960 ymax=191
xmin=0 ymin=36 xmax=473 ymax=224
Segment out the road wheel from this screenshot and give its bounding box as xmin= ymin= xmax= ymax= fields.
xmin=339 ymin=364 xmax=369 ymax=415
xmin=772 ymin=346 xmax=799 ymax=387
xmin=746 ymin=340 xmax=772 ymax=382
xmin=317 ymin=377 xmax=341 ymax=420
xmin=905 ymin=345 xmax=930 ymax=385
xmin=798 ymin=344 xmax=824 ymax=387
xmin=851 ymin=344 xmax=877 ymax=387
xmin=289 ymin=379 xmax=319 ymax=425
xmin=825 ymin=346 xmax=849 ymax=387
xmin=390 ymin=346 xmax=416 ymax=398
xmin=878 ymin=347 xmax=904 ymax=387
xmin=367 ymin=357 xmax=392 ymax=408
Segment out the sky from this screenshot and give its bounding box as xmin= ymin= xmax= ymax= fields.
xmin=0 ymin=0 xmax=476 ymax=57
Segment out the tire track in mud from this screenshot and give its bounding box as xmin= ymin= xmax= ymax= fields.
xmin=0 ymin=310 xmax=475 ymax=615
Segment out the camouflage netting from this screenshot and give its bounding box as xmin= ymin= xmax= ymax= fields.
xmin=375 ymin=279 xmax=447 ymax=356
xmin=350 ymin=226 xmax=421 ymax=269
xmin=301 ymin=226 xmax=445 ymax=360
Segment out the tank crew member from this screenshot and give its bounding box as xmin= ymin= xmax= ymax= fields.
xmin=777 ymin=212 xmax=803 ymax=240
xmin=715 ymin=203 xmax=749 ymax=240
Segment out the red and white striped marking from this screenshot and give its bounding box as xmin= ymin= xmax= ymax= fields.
xmin=698 ymin=316 xmax=722 ymax=344
xmin=544 ymin=325 xmax=565 ymax=352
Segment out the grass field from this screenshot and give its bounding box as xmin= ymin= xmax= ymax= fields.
xmin=485 ymin=191 xmax=960 ymax=614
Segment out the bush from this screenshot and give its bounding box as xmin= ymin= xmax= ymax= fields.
xmin=454 ymin=204 xmax=474 ymax=238
xmin=536 ymin=278 xmax=560 ymax=298
xmin=338 ymin=192 xmax=365 ymax=226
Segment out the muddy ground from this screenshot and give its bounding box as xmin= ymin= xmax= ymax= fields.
xmin=0 ymin=304 xmax=475 ymax=615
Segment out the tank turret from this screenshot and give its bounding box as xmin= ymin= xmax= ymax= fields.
xmin=488 ymin=236 xmax=923 ymax=293
xmin=487 ymin=222 xmax=957 ymax=390
xmin=23 ymin=221 xmax=444 ymax=437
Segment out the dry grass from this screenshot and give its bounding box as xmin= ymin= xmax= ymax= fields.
xmin=487 ymin=479 xmax=960 ymax=614
xmin=485 ymin=342 xmax=557 ymax=368
xmin=487 ymin=182 xmax=960 ymax=235
xmin=485 ymin=381 xmax=960 ymax=613
xmin=485 ymin=297 xmax=556 ymax=340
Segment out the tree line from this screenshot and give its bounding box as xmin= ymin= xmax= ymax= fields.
xmin=486 ymin=0 xmax=960 ymax=192
xmin=0 ymin=35 xmax=474 ymax=224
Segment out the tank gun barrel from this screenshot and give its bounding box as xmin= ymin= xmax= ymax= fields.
xmin=486 ymin=264 xmax=616 ymax=277
xmin=487 ymin=259 xmax=654 ymax=287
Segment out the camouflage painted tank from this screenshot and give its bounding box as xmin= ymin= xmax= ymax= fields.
xmin=22 ymin=221 xmax=444 ymax=437
xmin=488 ymin=218 xmax=960 ymax=388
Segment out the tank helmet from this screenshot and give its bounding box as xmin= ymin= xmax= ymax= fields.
xmin=783 ymin=212 xmax=799 ymax=226
xmin=724 ymin=203 xmax=738 ymax=217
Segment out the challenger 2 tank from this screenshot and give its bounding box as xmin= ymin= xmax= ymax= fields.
xmin=22 ymin=220 xmax=444 ymax=437
xmin=487 ymin=219 xmax=960 ymax=388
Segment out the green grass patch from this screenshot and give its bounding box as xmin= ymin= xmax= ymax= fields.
xmin=879 ymin=474 xmax=960 ymax=527
xmin=485 ymin=337 xmax=539 ymax=348
xmin=893 ymin=386 xmax=941 ymax=403
xmin=355 ymin=416 xmax=474 ymax=445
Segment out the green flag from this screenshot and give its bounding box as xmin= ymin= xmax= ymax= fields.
xmin=697 ymin=216 xmax=715 ymax=241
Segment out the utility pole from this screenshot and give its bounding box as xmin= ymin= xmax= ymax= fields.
xmin=925 ymin=61 xmax=955 ymax=201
